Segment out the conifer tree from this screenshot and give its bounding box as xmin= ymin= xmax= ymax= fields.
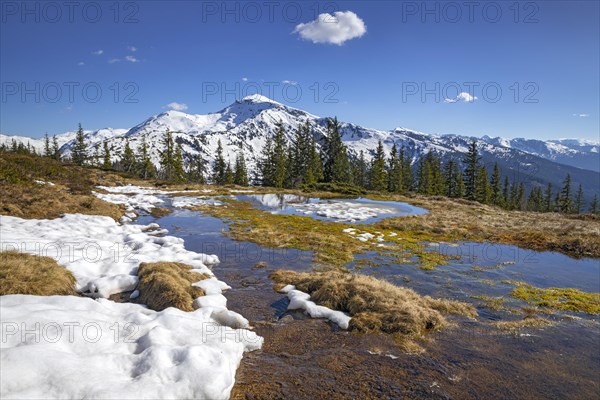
xmin=387 ymin=144 xmax=399 ymax=192
xmin=137 ymin=137 xmax=156 ymax=179
xmin=52 ymin=135 xmax=61 ymax=160
xmin=259 ymin=135 xmax=274 ymax=187
xmin=590 ymin=194 xmax=599 ymax=214
xmin=187 ymin=155 xmax=206 ymax=184
xmin=402 ymin=148 xmax=413 ymax=192
xmin=172 ymin=143 xmax=187 ymax=183
xmin=120 ymin=139 xmax=136 ymax=173
xmin=443 ymin=159 xmax=460 ymax=198
xmin=160 ymin=129 xmax=176 ymax=180
xmin=234 ymin=148 xmax=249 ymax=186
xmin=305 ymin=135 xmax=323 ymax=186
xmin=225 ymin=162 xmax=234 ymax=185
xmin=490 ymin=163 xmax=502 ymax=206
xmin=351 ymin=150 xmax=368 ymax=188
xmin=574 ymin=184 xmax=584 ymax=214
xmin=71 ymin=123 xmax=88 ymax=166
xmin=462 ymin=140 xmax=480 ymax=200
xmin=502 ymin=176 xmax=510 ymax=208
xmin=212 ymin=139 xmax=227 ymax=185
xmin=322 ymin=117 xmax=351 ymax=183
xmin=43 ymin=133 xmax=52 ymax=157
xmin=272 ymin=123 xmax=288 ymax=188
xmin=102 ymin=142 xmax=112 ymax=169
xmin=369 ymin=140 xmax=387 ymax=191
xmin=543 ymin=183 xmax=553 ymax=212
xmin=559 ymin=174 xmax=573 ymax=213
xmin=475 ymin=165 xmax=491 ymax=204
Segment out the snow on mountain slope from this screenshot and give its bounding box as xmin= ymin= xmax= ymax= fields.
xmin=481 ymin=136 xmax=600 ymax=172
xmin=1 ymin=95 xmax=598 ymax=199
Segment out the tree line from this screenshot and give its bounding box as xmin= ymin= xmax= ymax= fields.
xmin=2 ymin=121 xmax=597 ymax=215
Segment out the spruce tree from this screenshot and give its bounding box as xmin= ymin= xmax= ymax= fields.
xmin=212 ymin=139 xmax=227 ymax=185
xmin=402 ymin=148 xmax=413 ymax=192
xmin=160 ymin=129 xmax=176 ymax=180
xmin=369 ymin=140 xmax=387 ymax=191
xmin=443 ymin=159 xmax=459 ymax=198
xmin=502 ymin=176 xmax=510 ymax=208
xmin=559 ymin=174 xmax=573 ymax=213
xmin=305 ymin=135 xmax=323 ymax=186
xmin=225 ymin=162 xmax=234 ymax=185
xmin=462 ymin=140 xmax=480 ymax=200
xmin=120 ymin=139 xmax=136 ymax=173
xmin=102 ymin=142 xmax=112 ymax=169
xmin=172 ymin=143 xmax=187 ymax=183
xmin=71 ymin=123 xmax=88 ymax=166
xmin=52 ymin=135 xmax=61 ymax=160
xmin=43 ymin=133 xmax=52 ymax=157
xmin=490 ymin=163 xmax=502 ymax=206
xmin=590 ymin=194 xmax=599 ymax=214
xmin=234 ymin=148 xmax=249 ymax=186
xmin=259 ymin=135 xmax=274 ymax=187
xmin=322 ymin=117 xmax=351 ymax=183
xmin=188 ymin=155 xmax=206 ymax=184
xmin=272 ymin=122 xmax=288 ymax=188
xmin=387 ymin=144 xmax=399 ymax=192
xmin=475 ymin=165 xmax=491 ymax=204
xmin=574 ymin=184 xmax=584 ymax=214
xmin=137 ymin=137 xmax=156 ymax=179
xmin=543 ymin=183 xmax=553 ymax=212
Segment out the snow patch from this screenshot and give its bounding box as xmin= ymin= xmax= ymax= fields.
xmin=279 ymin=285 xmax=351 ymax=329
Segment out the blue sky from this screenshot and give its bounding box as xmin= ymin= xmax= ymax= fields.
xmin=1 ymin=1 xmax=598 ymax=141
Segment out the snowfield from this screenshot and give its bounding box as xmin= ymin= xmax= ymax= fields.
xmin=1 ymin=295 xmax=262 ymax=400
xmin=0 ymin=208 xmax=262 ymax=399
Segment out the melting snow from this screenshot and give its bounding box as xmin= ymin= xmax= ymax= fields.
xmin=279 ymin=285 xmax=351 ymax=329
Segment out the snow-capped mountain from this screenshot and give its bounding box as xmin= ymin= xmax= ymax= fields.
xmin=481 ymin=136 xmax=600 ymax=173
xmin=2 ymin=95 xmax=598 ymax=200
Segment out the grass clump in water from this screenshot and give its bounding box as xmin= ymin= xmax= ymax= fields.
xmin=493 ymin=316 xmax=554 ymax=332
xmin=510 ymin=283 xmax=600 ymax=314
xmin=0 ymin=251 xmax=77 ymax=296
xmin=270 ymin=269 xmax=477 ymax=339
xmin=136 ymin=262 xmax=210 ymax=311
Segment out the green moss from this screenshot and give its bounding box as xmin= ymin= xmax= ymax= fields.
xmin=194 ymin=198 xmax=452 ymax=269
xmin=510 ymin=283 xmax=600 ymax=314
xmin=472 ymin=295 xmax=506 ymax=310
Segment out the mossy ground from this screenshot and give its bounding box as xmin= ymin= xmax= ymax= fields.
xmin=509 ymin=282 xmax=600 ymax=314
xmin=192 ymin=198 xmax=453 ymax=270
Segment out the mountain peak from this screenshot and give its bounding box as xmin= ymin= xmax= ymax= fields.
xmin=239 ymin=94 xmax=281 ymax=105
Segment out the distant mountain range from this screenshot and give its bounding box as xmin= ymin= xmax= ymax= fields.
xmin=2 ymin=94 xmax=599 ymax=200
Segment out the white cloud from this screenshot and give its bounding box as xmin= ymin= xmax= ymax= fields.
xmin=92 ymin=50 xmax=103 ymax=55
xmin=108 ymin=58 xmax=120 ymax=64
xmin=242 ymin=77 xmax=248 ymax=82
xmin=572 ymin=113 xmax=589 ymax=117
xmin=125 ymin=55 xmax=139 ymax=63
xmin=281 ymin=80 xmax=298 ymax=85
xmin=294 ymin=11 xmax=366 ymax=45
xmin=163 ymin=102 xmax=188 ymax=111
xmin=128 ymin=46 xmax=137 ymax=52
xmin=444 ymin=92 xmax=478 ymax=103
xmin=77 ymin=62 xmax=85 ymax=66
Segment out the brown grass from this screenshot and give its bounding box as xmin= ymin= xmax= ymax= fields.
xmin=135 ymin=262 xmax=210 ymax=311
xmin=270 ymin=270 xmax=477 ymax=337
xmin=373 ymin=194 xmax=600 ymax=259
xmin=0 ymin=251 xmax=77 ymax=296
xmin=493 ymin=316 xmax=554 ymax=332
xmin=149 ymin=207 xmax=172 ymax=218
xmin=0 ymin=152 xmax=133 ymax=220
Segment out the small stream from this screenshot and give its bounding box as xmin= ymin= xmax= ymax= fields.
xmin=138 ymin=194 xmax=600 ymax=399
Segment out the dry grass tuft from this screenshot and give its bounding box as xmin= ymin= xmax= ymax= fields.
xmin=494 ymin=316 xmax=554 ymax=332
xmin=270 ymin=269 xmax=477 ymax=337
xmin=135 ymin=262 xmax=210 ymax=311
xmin=0 ymin=251 xmax=77 ymax=296
xmin=149 ymin=207 xmax=172 ymax=218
